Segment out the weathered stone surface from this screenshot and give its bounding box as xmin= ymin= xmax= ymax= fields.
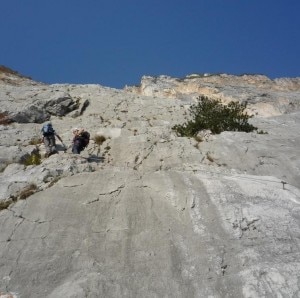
xmin=0 ymin=87 xmax=78 ymax=123
xmin=0 ymin=68 xmax=299 ymax=297
xmin=0 ymin=69 xmax=79 ymax=123
xmin=200 ymin=112 xmax=300 ymax=189
xmin=0 ymin=154 xmax=99 ymax=210
xmin=126 ymin=74 xmax=300 ymax=117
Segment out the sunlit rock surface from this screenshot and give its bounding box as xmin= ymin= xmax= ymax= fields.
xmin=0 ymin=67 xmax=300 ymax=297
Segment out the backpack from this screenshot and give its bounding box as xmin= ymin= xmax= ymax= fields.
xmin=80 ymin=131 xmax=90 ymax=148
xmin=42 ymin=123 xmax=55 ymax=136
xmin=73 ymin=130 xmax=90 ymax=151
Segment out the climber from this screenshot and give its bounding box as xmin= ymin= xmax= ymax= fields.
xmin=41 ymin=122 xmax=64 ymax=157
xmin=71 ymin=128 xmax=90 ymax=154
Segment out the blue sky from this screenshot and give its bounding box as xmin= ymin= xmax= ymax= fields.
xmin=1 ymin=0 xmax=299 ymax=88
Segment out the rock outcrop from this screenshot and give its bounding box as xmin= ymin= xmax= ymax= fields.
xmin=0 ymin=67 xmax=300 ymax=297
xmin=126 ymin=74 xmax=300 ymax=117
xmin=0 ymin=66 xmax=79 ymax=123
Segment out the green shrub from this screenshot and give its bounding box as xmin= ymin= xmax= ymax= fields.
xmin=22 ymin=152 xmax=41 ymax=166
xmin=257 ymin=130 xmax=268 ymax=134
xmin=172 ymin=96 xmax=257 ymax=137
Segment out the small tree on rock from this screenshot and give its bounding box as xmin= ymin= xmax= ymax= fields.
xmin=172 ymin=96 xmax=257 ymax=137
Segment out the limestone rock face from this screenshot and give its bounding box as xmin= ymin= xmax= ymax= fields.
xmin=0 ymin=67 xmax=300 ymax=297
xmin=0 ymin=67 xmax=79 ymax=123
xmin=126 ymin=74 xmax=300 ymax=117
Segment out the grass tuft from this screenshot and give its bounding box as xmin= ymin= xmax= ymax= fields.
xmin=18 ymin=184 xmax=38 ymax=200
xmin=22 ymin=151 xmax=41 ymax=166
xmin=94 ymin=135 xmax=106 ymax=146
xmin=0 ymin=112 xmax=13 ymax=125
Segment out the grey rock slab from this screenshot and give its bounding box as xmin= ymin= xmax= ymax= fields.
xmin=1 ymin=71 xmax=300 ymax=297
xmin=0 ymin=85 xmax=78 ymax=123
xmin=0 ymin=154 xmax=100 ymax=209
xmin=0 ymin=168 xmax=299 ymax=297
xmin=199 ymin=111 xmax=300 ymax=188
xmin=0 ymin=169 xmax=232 ymax=297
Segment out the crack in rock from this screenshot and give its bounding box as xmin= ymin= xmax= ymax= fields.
xmin=85 ymin=184 xmax=125 ymax=204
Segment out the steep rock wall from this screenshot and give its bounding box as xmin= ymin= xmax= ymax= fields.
xmin=0 ymin=68 xmax=299 ymax=297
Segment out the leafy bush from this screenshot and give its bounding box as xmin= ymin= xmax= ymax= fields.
xmin=22 ymin=151 xmax=41 ymax=166
xmin=172 ymin=96 xmax=257 ymax=137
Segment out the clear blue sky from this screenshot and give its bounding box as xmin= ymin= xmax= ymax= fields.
xmin=1 ymin=0 xmax=299 ymax=88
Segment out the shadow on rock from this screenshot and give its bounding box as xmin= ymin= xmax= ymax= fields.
xmin=87 ymin=154 xmax=104 ymax=163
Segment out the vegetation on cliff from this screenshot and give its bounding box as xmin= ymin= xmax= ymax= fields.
xmin=172 ymin=96 xmax=257 ymax=137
